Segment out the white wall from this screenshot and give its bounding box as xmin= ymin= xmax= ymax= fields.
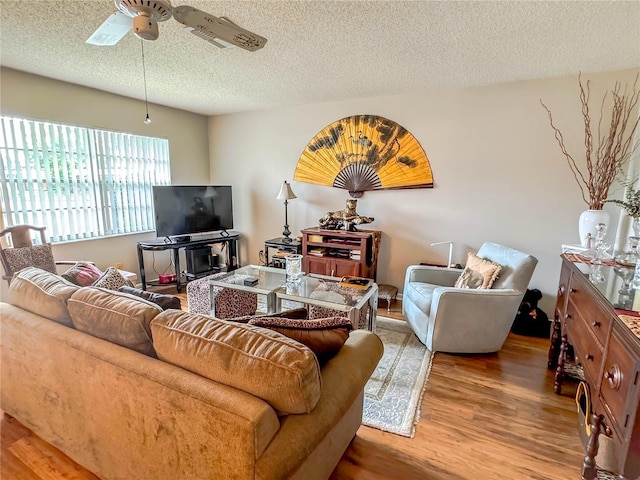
xmin=0 ymin=68 xmax=210 ymax=300
xmin=208 ymin=69 xmax=640 ymax=314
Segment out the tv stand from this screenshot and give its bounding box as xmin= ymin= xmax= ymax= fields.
xmin=173 ymin=235 xmax=192 ymax=243
xmin=137 ymin=231 xmax=240 ymax=293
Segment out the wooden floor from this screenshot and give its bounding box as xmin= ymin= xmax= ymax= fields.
xmin=1 ymin=296 xmax=584 ymax=480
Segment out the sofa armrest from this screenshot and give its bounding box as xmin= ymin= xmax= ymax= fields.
xmin=256 ymin=329 xmax=383 ymax=479
xmin=405 ymin=264 xmax=461 ymax=287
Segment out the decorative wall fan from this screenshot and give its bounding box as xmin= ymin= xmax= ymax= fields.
xmin=87 ymin=0 xmax=267 ymax=51
xmin=294 ymin=115 xmax=433 ymax=197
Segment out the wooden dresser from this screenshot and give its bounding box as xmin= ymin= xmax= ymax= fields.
xmin=551 ymin=255 xmax=640 ymax=480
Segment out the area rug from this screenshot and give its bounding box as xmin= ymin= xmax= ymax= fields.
xmin=363 ymin=316 xmax=433 ymax=438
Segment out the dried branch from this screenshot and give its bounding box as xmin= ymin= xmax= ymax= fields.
xmin=541 ymin=73 xmax=640 ymax=210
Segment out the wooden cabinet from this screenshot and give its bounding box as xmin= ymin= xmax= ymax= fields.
xmin=300 ymin=227 xmax=380 ymax=279
xmin=552 ymin=256 xmax=640 ymax=480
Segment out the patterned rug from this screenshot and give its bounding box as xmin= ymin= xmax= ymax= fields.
xmin=363 ymin=316 xmax=433 ymax=438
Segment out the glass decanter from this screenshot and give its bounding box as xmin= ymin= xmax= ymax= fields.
xmin=589 ymin=223 xmax=611 ymax=284
xmin=614 ymin=236 xmax=639 ymax=308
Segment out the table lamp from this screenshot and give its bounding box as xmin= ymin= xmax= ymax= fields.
xmin=276 ymin=181 xmax=296 ymax=243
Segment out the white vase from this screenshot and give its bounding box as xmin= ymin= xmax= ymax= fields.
xmin=579 ymin=209 xmax=610 ymax=246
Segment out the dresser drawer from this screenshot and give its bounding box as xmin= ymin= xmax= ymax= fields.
xmin=566 ymin=299 xmax=604 ymax=387
xmin=599 ymin=331 xmax=638 ymax=439
xmin=568 ymin=283 xmax=612 ymax=348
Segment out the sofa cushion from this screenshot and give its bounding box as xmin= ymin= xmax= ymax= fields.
xmin=454 ymin=252 xmax=502 ymax=289
xmin=7 ymin=267 xmax=79 ymax=327
xmin=68 ymin=287 xmax=162 ymax=356
xmin=92 ymin=266 xmax=134 ymax=290
xmin=150 ymin=310 xmax=321 ymax=414
xmin=61 ymin=261 xmax=103 ymax=286
xmin=118 ymin=285 xmax=182 ymax=311
xmin=247 ymin=316 xmax=352 ymax=363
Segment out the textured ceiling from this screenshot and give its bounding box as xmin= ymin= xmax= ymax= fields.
xmin=1 ymin=0 xmax=639 ymax=116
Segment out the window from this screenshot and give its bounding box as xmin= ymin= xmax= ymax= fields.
xmin=0 ymin=115 xmax=171 ymax=242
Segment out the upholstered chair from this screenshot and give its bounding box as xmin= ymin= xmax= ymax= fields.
xmin=402 ymin=242 xmax=538 ymax=353
xmin=0 ymin=224 xmax=88 ymax=285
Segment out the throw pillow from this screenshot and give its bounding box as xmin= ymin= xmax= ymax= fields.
xmin=118 ymin=285 xmax=182 ymax=311
xmin=61 ymin=261 xmax=103 ymax=286
xmin=6 ymin=266 xmax=79 ymax=327
xmin=68 ymin=286 xmax=162 ymax=356
xmin=3 ymin=243 xmax=57 ymax=275
xmin=150 ymin=310 xmax=321 ymax=415
xmin=248 ymin=316 xmax=352 ymax=363
xmin=228 ymin=307 xmax=309 ymax=323
xmin=454 ymin=252 xmax=502 ymax=289
xmin=92 ymin=266 xmax=134 ymax=290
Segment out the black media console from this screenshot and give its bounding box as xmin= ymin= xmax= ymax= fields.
xmin=137 ymin=231 xmax=240 ymax=293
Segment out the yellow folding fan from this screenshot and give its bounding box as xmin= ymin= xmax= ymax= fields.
xmin=294 ymin=115 xmax=433 ymax=197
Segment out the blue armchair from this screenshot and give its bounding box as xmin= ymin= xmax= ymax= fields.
xmin=402 ymin=242 xmax=538 ymax=353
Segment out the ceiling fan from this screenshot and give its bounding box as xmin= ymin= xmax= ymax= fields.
xmin=86 ymin=0 xmax=267 ymax=51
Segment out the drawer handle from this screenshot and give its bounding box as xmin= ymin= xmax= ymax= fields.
xmin=604 ymin=365 xmax=622 ymax=390
xmin=565 ymin=313 xmax=572 ymax=320
xmin=592 ymin=321 xmax=601 ymax=328
xmin=586 ymin=354 xmax=594 ymax=361
xmin=558 ymin=284 xmax=565 ymax=296
xmin=570 ymin=288 xmax=577 ymax=293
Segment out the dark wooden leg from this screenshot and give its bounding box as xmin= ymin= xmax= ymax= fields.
xmin=548 ymin=315 xmax=562 ymax=369
xmin=581 ymin=413 xmax=603 ymax=480
xmin=554 ymin=334 xmax=568 ymax=394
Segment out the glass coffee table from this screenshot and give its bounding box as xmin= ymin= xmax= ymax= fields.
xmin=273 ymin=275 xmax=378 ymax=331
xmin=209 ymin=265 xmax=378 ymax=331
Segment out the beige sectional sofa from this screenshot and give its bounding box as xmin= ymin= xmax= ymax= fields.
xmin=0 ymin=268 xmax=383 ymax=480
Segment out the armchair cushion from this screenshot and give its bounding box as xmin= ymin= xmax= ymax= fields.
xmin=454 ymin=252 xmax=502 ymax=289
xmin=404 ymin=281 xmax=436 ymax=314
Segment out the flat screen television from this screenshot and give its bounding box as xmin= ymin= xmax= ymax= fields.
xmin=153 ymin=185 xmax=234 ymax=239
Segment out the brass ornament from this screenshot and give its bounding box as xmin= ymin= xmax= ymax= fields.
xmin=294 ymin=115 xmax=433 ymax=197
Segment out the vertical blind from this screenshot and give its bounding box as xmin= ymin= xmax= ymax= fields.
xmin=0 ymin=115 xmax=171 ymax=242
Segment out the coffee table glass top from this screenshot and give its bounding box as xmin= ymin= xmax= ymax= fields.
xmin=274 ymin=274 xmax=377 ymax=309
xmin=209 ymin=265 xmax=286 ymax=294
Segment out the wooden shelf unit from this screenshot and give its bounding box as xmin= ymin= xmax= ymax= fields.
xmin=301 ymin=227 xmax=380 ymax=280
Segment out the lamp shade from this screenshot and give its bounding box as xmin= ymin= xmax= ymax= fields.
xmin=276 ymin=181 xmax=297 ymax=201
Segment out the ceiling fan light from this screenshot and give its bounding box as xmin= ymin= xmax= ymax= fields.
xmin=133 ymin=14 xmax=159 ymax=41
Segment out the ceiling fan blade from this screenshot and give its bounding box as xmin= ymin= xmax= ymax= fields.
xmin=86 ymin=11 xmax=132 ymax=46
xmin=173 ymin=6 xmax=267 ymax=52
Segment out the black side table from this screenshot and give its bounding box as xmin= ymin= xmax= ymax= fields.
xmin=264 ymin=237 xmax=302 ymax=268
